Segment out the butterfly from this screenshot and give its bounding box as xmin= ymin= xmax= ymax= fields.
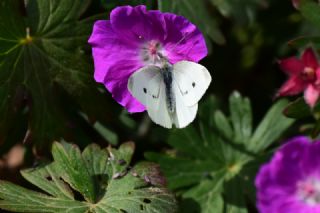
xmin=128 ymin=60 xmax=211 ymax=128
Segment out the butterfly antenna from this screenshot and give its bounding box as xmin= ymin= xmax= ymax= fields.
xmin=170 ymin=32 xmax=193 ymax=52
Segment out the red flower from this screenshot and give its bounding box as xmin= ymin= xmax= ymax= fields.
xmin=277 ymin=48 xmax=320 ymax=107
xmin=292 ymin=0 xmax=299 ymax=9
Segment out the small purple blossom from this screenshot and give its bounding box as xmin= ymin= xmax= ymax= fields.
xmin=255 ymin=136 xmax=320 ymax=213
xmin=88 ymin=5 xmax=207 ymax=113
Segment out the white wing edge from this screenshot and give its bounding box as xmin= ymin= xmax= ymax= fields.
xmin=127 ymin=65 xmax=161 ymax=106
xmin=172 ymin=81 xmax=198 ymax=128
xmin=173 ymin=60 xmax=212 ymax=106
xmin=146 ymin=74 xmax=173 ymax=128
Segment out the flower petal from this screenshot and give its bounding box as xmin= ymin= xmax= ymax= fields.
xmin=316 ymin=67 xmax=320 ymax=79
xmin=302 ymin=48 xmax=319 ymax=69
xmin=278 ymin=57 xmax=304 ymax=75
xmin=255 ymin=137 xmax=319 ymax=213
xmin=301 ymin=139 xmax=320 ymax=176
xmin=110 ymin=5 xmax=166 ymax=43
xmin=277 ymin=76 xmax=306 ymax=96
xmin=88 ymin=20 xmax=145 ymax=112
xmin=103 ymin=58 xmax=146 ymax=112
xmin=162 ymin=13 xmax=207 ymax=63
xmin=304 ymin=84 xmax=319 ymax=108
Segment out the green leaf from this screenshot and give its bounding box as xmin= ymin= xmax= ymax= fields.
xmin=229 ymin=92 xmax=252 ymax=144
xmin=182 ymin=177 xmax=224 ymax=213
xmin=199 ymin=95 xmax=221 ymax=127
xmin=210 ymin=0 xmax=263 ymax=25
xmin=214 ymin=110 xmax=233 ymax=140
xmin=93 ymin=121 xmax=119 ymax=145
xmin=158 ymin=0 xmax=226 ymax=45
xmin=283 ymin=97 xmax=312 ymax=119
xmin=312 ymin=122 xmax=320 ymax=138
xmin=287 ymin=36 xmax=320 ymax=49
xmin=224 ymin=176 xmax=248 ymax=213
xmin=0 ymin=142 xmax=177 ymax=212
xmin=0 ymin=0 xmax=111 ymax=147
xmin=300 ymin=0 xmax=320 ymax=29
xmin=146 ymin=92 xmax=294 ymax=212
xmin=102 ymin=0 xmax=155 ymax=10
xmin=52 ymin=142 xmax=97 ymax=202
xmin=248 ymin=99 xmax=294 ymax=152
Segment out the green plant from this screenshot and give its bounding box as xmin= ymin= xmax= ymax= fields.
xmin=0 ymin=142 xmax=177 ymax=212
xmin=146 ymin=92 xmax=294 ymax=212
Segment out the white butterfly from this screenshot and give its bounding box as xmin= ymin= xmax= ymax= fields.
xmin=128 ymin=60 xmax=211 ymax=128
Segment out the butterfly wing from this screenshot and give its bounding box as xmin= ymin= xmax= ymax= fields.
xmin=172 ymin=81 xmax=198 ymax=128
xmin=128 ymin=66 xmax=173 ymax=128
xmin=128 ymin=65 xmax=161 ymax=106
xmin=146 ymin=74 xmax=173 ymax=128
xmin=173 ymin=61 xmax=212 ymax=106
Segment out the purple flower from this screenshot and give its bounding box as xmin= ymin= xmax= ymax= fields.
xmin=255 ymin=136 xmax=320 ymax=213
xmin=88 ymin=5 xmax=207 ymax=113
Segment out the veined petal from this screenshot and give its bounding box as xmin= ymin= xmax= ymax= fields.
xmin=316 ymin=67 xmax=320 ymax=79
xmin=104 ymin=59 xmax=146 ymax=112
xmin=110 ymin=5 xmax=166 ymax=43
xmin=304 ymin=84 xmax=320 ymax=108
xmin=302 ymin=48 xmax=319 ymax=69
xmin=278 ymin=57 xmax=304 ymax=76
xmin=163 ymin=13 xmax=207 ymax=63
xmin=277 ymin=76 xmax=306 ymax=96
xmin=89 ymin=20 xmax=141 ymax=82
xmin=255 ymin=137 xmax=320 ymax=213
xmin=88 ymin=20 xmax=145 ymax=112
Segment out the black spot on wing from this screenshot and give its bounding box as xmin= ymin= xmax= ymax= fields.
xmin=143 ymin=88 xmax=147 ymax=93
xmin=192 ymin=82 xmax=196 ymax=87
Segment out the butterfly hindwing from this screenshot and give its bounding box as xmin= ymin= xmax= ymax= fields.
xmin=173 ymin=61 xmax=212 ymax=107
xmin=172 ymin=81 xmax=198 ymax=128
xmin=146 ymin=74 xmax=173 ymax=128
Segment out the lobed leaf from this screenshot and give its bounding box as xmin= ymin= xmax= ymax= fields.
xmin=0 ymin=142 xmax=177 ymax=212
xmin=0 ymin=0 xmax=113 ymax=147
xmin=248 ymin=99 xmax=294 ymax=152
xmin=146 ymin=92 xmax=294 ymax=212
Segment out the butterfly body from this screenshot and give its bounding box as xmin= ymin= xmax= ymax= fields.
xmin=128 ymin=61 xmax=211 ymax=128
xmin=162 ymin=64 xmax=175 ymax=113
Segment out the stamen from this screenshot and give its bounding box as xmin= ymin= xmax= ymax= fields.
xmin=140 ymin=40 xmax=167 ymax=66
xmin=297 ymin=177 xmax=320 ymax=205
xmin=301 ymin=67 xmax=316 ymax=81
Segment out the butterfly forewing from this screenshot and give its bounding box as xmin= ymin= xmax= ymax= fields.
xmin=128 ymin=65 xmax=160 ymax=106
xmin=173 ymin=61 xmax=212 ymax=106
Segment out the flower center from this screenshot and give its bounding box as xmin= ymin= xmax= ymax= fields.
xmin=140 ymin=40 xmax=165 ymax=65
xmin=301 ymin=67 xmax=316 ymax=81
xmin=296 ymin=177 xmax=320 ymax=205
